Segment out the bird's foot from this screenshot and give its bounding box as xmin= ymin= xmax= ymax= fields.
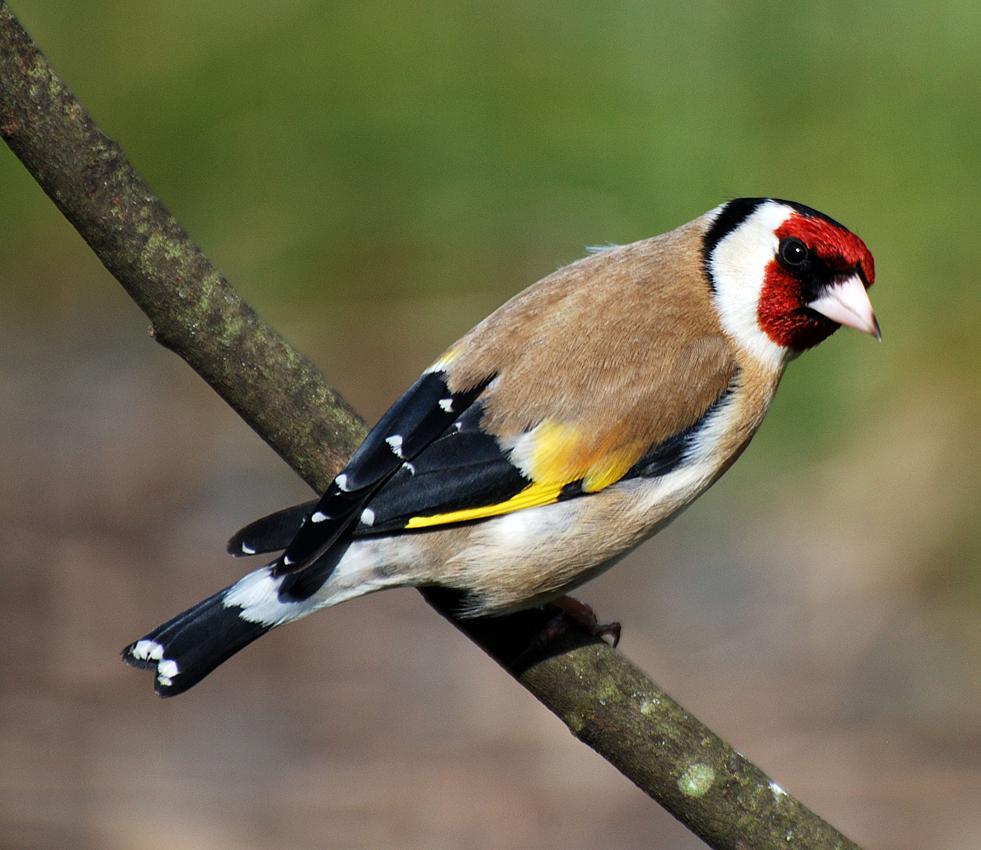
xmin=543 ymin=595 xmax=621 ymax=648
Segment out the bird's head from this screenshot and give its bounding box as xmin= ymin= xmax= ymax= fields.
xmin=703 ymin=198 xmax=878 ymax=368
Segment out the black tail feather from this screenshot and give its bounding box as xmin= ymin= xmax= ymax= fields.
xmin=122 ymin=589 xmax=271 ymax=698
xmin=226 ymin=500 xmax=317 ymax=557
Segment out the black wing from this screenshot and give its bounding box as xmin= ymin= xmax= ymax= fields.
xmin=268 ymin=369 xmax=493 ymax=575
xmin=227 ymin=500 xmax=318 ymax=556
xmin=231 ymin=370 xmax=742 ymax=555
xmin=351 ymin=400 xmax=530 ymax=534
xmin=226 ymin=397 xmax=530 ymax=554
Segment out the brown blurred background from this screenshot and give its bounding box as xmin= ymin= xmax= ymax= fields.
xmin=1 ymin=2 xmax=979 ymax=848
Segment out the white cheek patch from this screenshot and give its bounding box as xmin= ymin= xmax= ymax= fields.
xmin=707 ymin=201 xmax=792 ymax=371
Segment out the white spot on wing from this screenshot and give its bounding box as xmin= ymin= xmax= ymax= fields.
xmin=335 ymin=473 xmax=351 ymax=492
xmin=385 ymin=435 xmax=404 ymax=457
xmin=311 ymin=511 xmax=328 ymax=523
xmin=240 ymin=542 xmax=256 ymax=555
xmin=401 ymin=462 xmax=415 ymax=476
xmin=360 ymin=508 xmax=375 ymax=526
xmin=439 ymin=398 xmax=454 ymax=413
xmin=283 ymin=555 xmax=295 ymax=566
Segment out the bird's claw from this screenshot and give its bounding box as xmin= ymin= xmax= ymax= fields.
xmin=545 ymin=595 xmax=622 ymax=648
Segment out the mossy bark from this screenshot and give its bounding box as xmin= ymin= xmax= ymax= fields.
xmin=0 ymin=5 xmax=861 ymax=848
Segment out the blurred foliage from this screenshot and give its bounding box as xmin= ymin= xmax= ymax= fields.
xmin=2 ymin=2 xmax=978 ymax=568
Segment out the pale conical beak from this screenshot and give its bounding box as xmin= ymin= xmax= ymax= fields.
xmin=806 ymin=274 xmax=881 ymax=340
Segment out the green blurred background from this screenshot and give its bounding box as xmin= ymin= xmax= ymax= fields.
xmin=1 ymin=2 xmax=978 ymax=848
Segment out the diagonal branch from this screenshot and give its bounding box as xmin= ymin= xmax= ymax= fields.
xmin=0 ymin=5 xmax=861 ymax=848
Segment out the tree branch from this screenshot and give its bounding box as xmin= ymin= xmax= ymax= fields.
xmin=0 ymin=4 xmax=860 ymax=848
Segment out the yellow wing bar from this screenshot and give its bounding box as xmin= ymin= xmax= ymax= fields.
xmin=404 ymin=480 xmax=565 ymax=529
xmin=402 ymin=419 xmax=647 ymax=530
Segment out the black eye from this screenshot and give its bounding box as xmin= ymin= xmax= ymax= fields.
xmin=778 ymin=237 xmax=809 ymax=268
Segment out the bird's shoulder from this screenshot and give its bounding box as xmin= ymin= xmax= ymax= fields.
xmin=443 ymin=218 xmax=734 ymax=444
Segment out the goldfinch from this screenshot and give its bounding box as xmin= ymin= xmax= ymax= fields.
xmin=124 ymin=197 xmax=878 ymax=696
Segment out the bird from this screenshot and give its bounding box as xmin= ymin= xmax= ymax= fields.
xmin=123 ymin=197 xmax=879 ymax=696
